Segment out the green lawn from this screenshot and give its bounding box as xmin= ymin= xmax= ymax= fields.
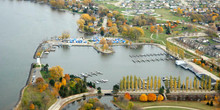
xmin=155 ymin=9 xmax=190 ymax=22
xmin=19 ymin=86 xmax=57 ymax=110
xmin=144 ymin=108 xmax=187 ymax=110
xmin=115 ymin=101 xmax=218 ymax=110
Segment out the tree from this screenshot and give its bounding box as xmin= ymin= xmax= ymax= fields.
xmin=29 ymin=103 xmax=35 ymax=110
xmin=123 ymin=77 xmax=126 ymax=91
xmin=170 ymin=76 xmax=173 ymax=91
xmin=55 ymin=82 xmax=62 ymax=90
xmin=139 ymin=94 xmax=148 ymax=102
xmin=49 ymin=66 xmax=64 ymax=80
xmin=159 ymin=26 xmax=164 ymax=33
xmin=107 ymin=13 xmax=113 ymax=18
xmin=165 ymin=77 xmax=168 ymax=89
xmin=130 ymin=27 xmax=144 ymax=40
xmin=49 ymin=79 xmax=55 ymax=86
xmin=120 ymin=80 xmax=123 ymax=91
xmin=99 ymin=38 xmax=106 ymax=45
xmin=208 ymin=76 xmax=211 ymax=91
xmin=147 ymin=76 xmax=149 ymax=91
xmin=62 ymin=78 xmax=66 ymax=86
xmin=35 ymin=77 xmax=44 ymax=84
xmin=150 ymin=26 xmax=155 ymax=33
xmin=177 ymin=7 xmax=183 ymax=15
xmin=103 ymin=43 xmax=109 ymax=51
xmin=154 ymin=76 xmax=157 ymax=91
xmin=193 ymin=77 xmax=197 ymax=91
xmin=135 ymin=77 xmax=138 ymax=90
xmin=80 ymin=14 xmax=91 ymax=24
xmin=157 ymin=95 xmax=164 ymax=101
xmin=64 ymin=74 xmax=70 ymax=81
xmin=159 ymin=87 xmax=164 ymax=94
xmin=186 ymin=77 xmax=189 ymax=92
xmin=201 ymin=75 xmax=204 ymax=91
xmin=128 ymin=102 xmax=134 ymax=109
xmin=124 ymin=93 xmax=131 ymax=100
xmin=178 ymin=76 xmax=181 ymax=89
xmin=109 ymin=26 xmax=118 ymax=36
xmin=190 ymin=79 xmax=192 ymax=91
xmin=150 ymin=76 xmax=153 ymax=91
xmin=142 ymin=79 xmax=145 ymax=90
xmin=113 ymin=84 xmax=119 ymax=94
xmin=107 ymin=20 xmax=112 ymax=27
xmin=158 ymin=77 xmax=161 ymax=90
xmin=91 ymin=16 xmax=96 ymax=23
xmin=148 ymin=93 xmax=156 ymax=101
xmin=100 ymin=27 xmax=105 ymax=36
xmin=50 ymin=0 xmax=57 ymax=7
xmin=174 ymin=77 xmax=177 ymax=92
xmin=204 ymin=76 xmax=207 ymax=91
xmin=215 ymin=80 xmax=218 ymax=92
xmin=138 ymin=77 xmax=141 ymax=91
xmin=182 ymin=81 xmax=185 ymax=91
xmin=127 ymin=75 xmax=130 ymax=90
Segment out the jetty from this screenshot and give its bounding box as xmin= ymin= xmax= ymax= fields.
xmin=131 ymin=57 xmax=174 ymax=63
xmin=129 ymin=53 xmax=167 ymax=58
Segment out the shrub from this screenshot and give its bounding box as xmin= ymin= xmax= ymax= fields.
xmin=206 ymin=101 xmax=209 ymax=105
xmin=49 ymin=79 xmax=55 ymax=86
xmin=159 ymin=87 xmax=164 ymax=94
xmin=124 ymin=93 xmax=131 ymax=100
xmin=210 ymin=100 xmax=213 ymax=106
xmin=148 ymin=93 xmax=156 ymax=102
xmin=128 ymin=101 xmax=134 ymax=109
xmin=139 ymin=94 xmax=148 ymax=102
xmin=157 ymin=95 xmax=164 ymax=101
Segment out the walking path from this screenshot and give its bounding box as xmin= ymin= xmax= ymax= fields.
xmin=48 ymin=91 xmax=97 ymax=110
xmin=142 ymin=106 xmax=199 ymax=110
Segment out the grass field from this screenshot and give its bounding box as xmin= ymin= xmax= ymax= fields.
xmin=115 ymin=101 xmax=219 ymax=110
xmin=19 ymin=85 xmax=56 ymax=110
xmin=155 ymin=9 xmax=190 ymax=22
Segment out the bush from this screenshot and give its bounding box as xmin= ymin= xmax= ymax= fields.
xmin=49 ymin=79 xmax=55 ymax=87
xmin=139 ymin=94 xmax=148 ymax=102
xmin=206 ymin=101 xmax=209 ymax=105
xmin=210 ymin=101 xmax=213 ymax=106
xmin=157 ymin=95 xmax=164 ymax=101
xmin=159 ymin=87 xmax=164 ymax=94
xmin=148 ymin=93 xmax=156 ymax=102
xmin=124 ymin=93 xmax=131 ymax=100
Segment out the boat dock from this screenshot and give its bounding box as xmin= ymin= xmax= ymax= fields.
xmin=129 ymin=53 xmax=167 ymax=58
xmin=132 ymin=57 xmax=174 ymax=63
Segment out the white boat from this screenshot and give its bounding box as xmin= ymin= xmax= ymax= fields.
xmin=162 ymin=77 xmax=170 ymax=81
xmin=44 ymin=51 xmax=50 ymax=54
xmin=175 ymin=60 xmax=186 ymax=66
xmin=101 ymin=79 xmax=108 ymax=83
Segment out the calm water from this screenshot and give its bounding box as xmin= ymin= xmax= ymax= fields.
xmin=0 ymin=1 xmax=83 ymax=109
xmin=0 ymin=1 xmax=196 ymax=110
xmin=42 ymin=45 xmax=195 ymax=90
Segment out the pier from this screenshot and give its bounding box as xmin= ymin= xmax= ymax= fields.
xmin=132 ymin=57 xmax=174 ymax=63
xmin=129 ymin=53 xmax=167 ymax=58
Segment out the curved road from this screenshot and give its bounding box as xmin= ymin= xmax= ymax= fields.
xmin=142 ymin=106 xmax=199 ymax=110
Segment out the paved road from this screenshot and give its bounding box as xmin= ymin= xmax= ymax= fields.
xmin=142 ymin=106 xmax=199 ymax=110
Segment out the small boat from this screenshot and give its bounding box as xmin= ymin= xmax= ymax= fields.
xmin=162 ymin=77 xmax=170 ymax=81
xmin=44 ymin=51 xmax=49 ymax=54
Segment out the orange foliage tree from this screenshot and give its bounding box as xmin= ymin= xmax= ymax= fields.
xmin=64 ymin=74 xmax=70 ymax=81
xmin=29 ymin=103 xmax=35 ymax=110
xmin=124 ymin=93 xmax=131 ymax=100
xmin=148 ymin=93 xmax=156 ymax=102
xmin=62 ymin=78 xmax=66 ymax=86
xmin=49 ymin=66 xmax=64 ymax=80
xmin=139 ymin=94 xmax=148 ymax=102
xmin=157 ymin=95 xmax=164 ymax=101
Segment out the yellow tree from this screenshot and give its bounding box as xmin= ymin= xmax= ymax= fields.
xmin=80 ymin=14 xmax=91 ymax=23
xmin=150 ymin=76 xmax=153 ymax=91
xmin=138 ymin=77 xmax=141 ymax=91
xmin=123 ymin=77 xmax=126 ymax=91
xmin=182 ymin=81 xmax=185 ymax=91
xmin=201 ymin=76 xmax=204 ymax=91
xmin=49 ymin=66 xmax=64 ymax=80
xmin=77 ymin=19 xmax=85 ymax=30
xmin=120 ymin=80 xmax=123 ymax=91
xmin=29 ymin=103 xmax=35 ymax=110
xmin=107 ymin=13 xmax=113 ymax=18
xmin=208 ymin=76 xmax=211 ymax=91
xmin=135 ymin=78 xmax=138 ymax=91
xmin=57 ymin=0 xmax=65 ymax=8
xmin=103 ymin=43 xmax=109 ymax=51
xmin=130 ymin=27 xmax=144 ymax=40
xmin=204 ymin=76 xmax=207 ymax=91
xmin=177 ymin=7 xmax=183 ymax=14
xmin=143 ymin=79 xmax=145 ymax=91
xmin=130 ymin=75 xmax=133 ymax=91
xmin=178 ymin=76 xmax=181 ymax=90
xmin=190 ymin=79 xmax=192 ymax=91
xmin=99 ymin=38 xmax=106 ymax=45
xmin=159 ymin=26 xmax=164 ymax=33
xmin=50 ymin=0 xmax=57 ymax=7
xmin=109 ymin=26 xmax=118 ymax=36
xmin=62 ymin=78 xmax=66 ymax=86
xmin=154 ymin=76 xmax=157 ymax=91
xmin=147 ymin=76 xmax=149 ymax=91
xmin=193 ymin=77 xmax=197 ymax=91
xmin=170 ymin=76 xmax=173 ymax=91
xmin=186 ymin=77 xmax=189 ymax=92
xmin=158 ymin=77 xmax=161 ymax=90
xmin=174 ymin=77 xmax=177 ymax=92
xmin=150 ymin=26 xmax=155 ymax=33
xmin=215 ymin=80 xmax=219 ymax=92
xmin=197 ymin=80 xmax=200 ymax=90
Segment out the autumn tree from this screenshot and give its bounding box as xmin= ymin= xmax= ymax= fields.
xmin=174 ymin=77 xmax=177 ymax=92
xmin=150 ymin=26 xmax=155 ymax=33
xmin=107 ymin=13 xmax=113 ymax=18
xmin=100 ymin=27 xmax=105 ymax=36
xmin=154 ymin=76 xmax=157 ymax=91
xmin=159 ymin=26 xmax=164 ymax=33
xmin=77 ymin=19 xmax=85 ymax=30
xmin=150 ymin=76 xmax=153 ymax=91
xmin=130 ymin=75 xmax=134 ymax=91
xmin=50 ymin=0 xmax=57 ymax=7
xmin=80 ymin=14 xmax=91 ymax=24
xmin=208 ymin=76 xmax=211 ymax=91
xmin=130 ymin=27 xmax=144 ymax=40
xmin=139 ymin=94 xmax=148 ymax=102
xmin=103 ymin=43 xmax=109 ymax=51
xmin=49 ymin=66 xmax=64 ymax=80
xmin=170 ymin=76 xmax=173 ymax=91
xmin=143 ymin=79 xmax=145 ymax=90
xmin=190 ymin=78 xmax=192 ymax=91
xmin=109 ymin=26 xmax=118 ymax=36
xmin=29 ymin=103 xmax=35 ymax=110
xmin=186 ymin=77 xmax=189 ymax=92
xmin=147 ymin=76 xmax=149 ymax=91
xmin=178 ymin=76 xmax=181 ymax=89
xmin=158 ymin=77 xmax=161 ymax=90
xmin=107 ymin=20 xmax=112 ymax=27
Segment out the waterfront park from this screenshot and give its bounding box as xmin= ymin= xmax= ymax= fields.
xmin=6 ymin=0 xmax=220 ymax=110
